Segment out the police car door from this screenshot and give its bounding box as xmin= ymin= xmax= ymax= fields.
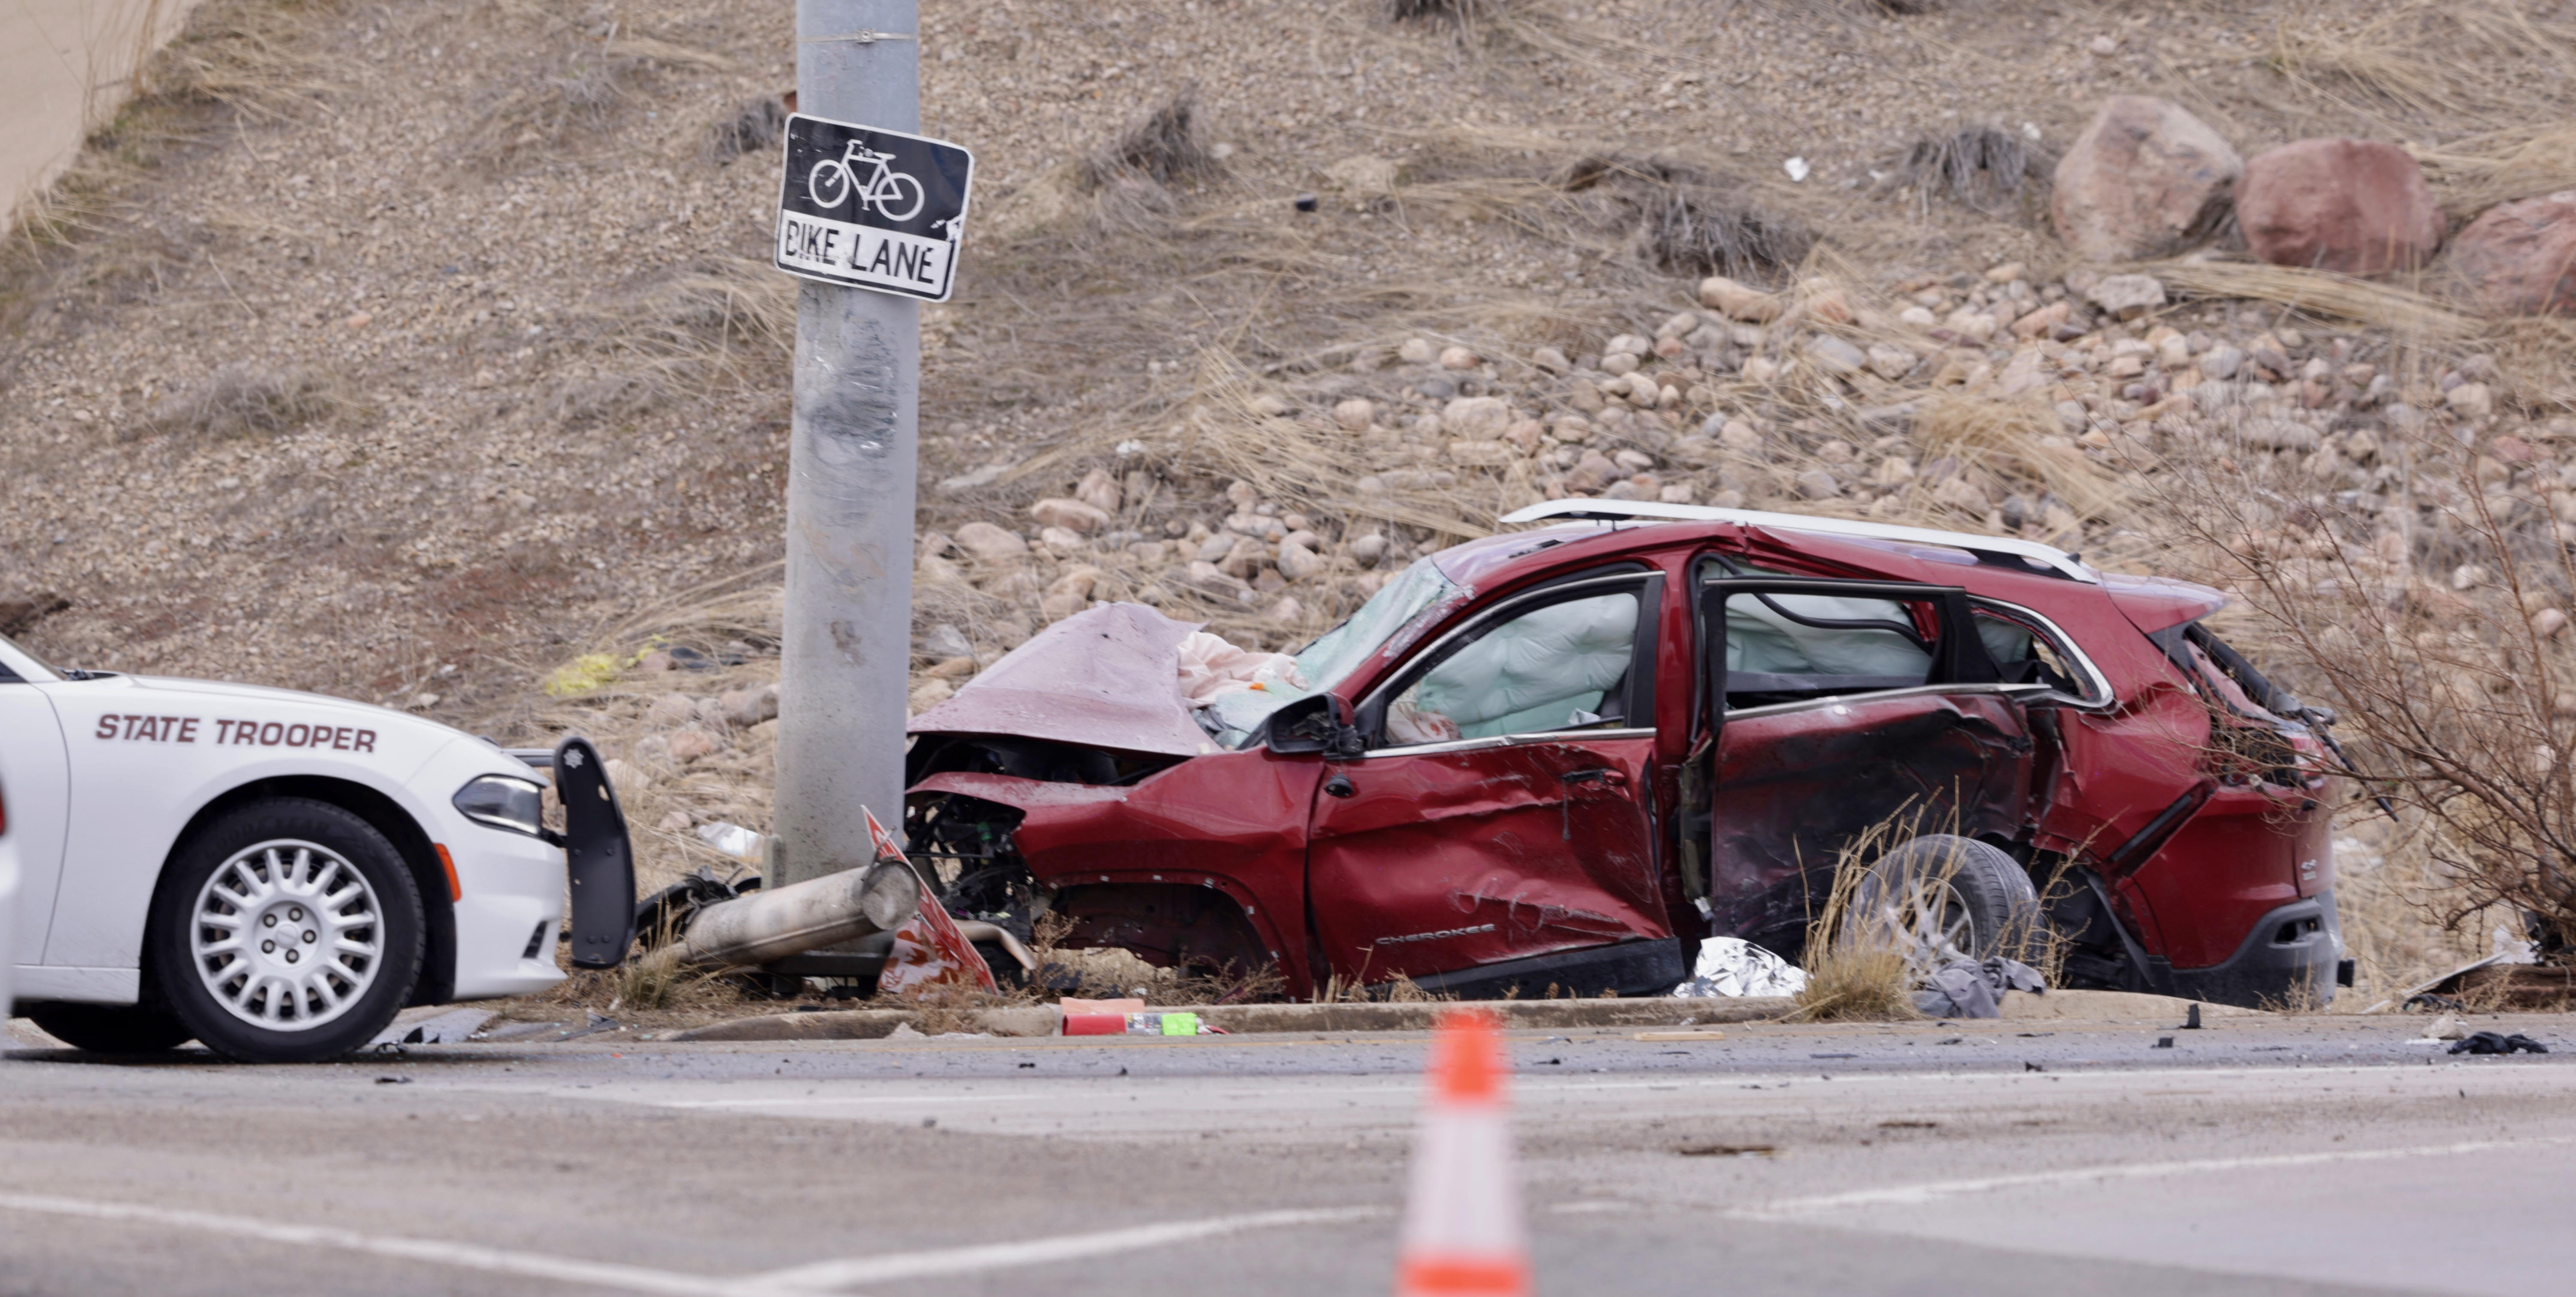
xmin=0 ymin=636 xmax=71 ymax=989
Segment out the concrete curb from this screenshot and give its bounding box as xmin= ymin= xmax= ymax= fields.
xmin=665 ymin=997 xmax=1795 ymax=1042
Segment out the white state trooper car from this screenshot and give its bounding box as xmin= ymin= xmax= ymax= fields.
xmin=0 ymin=631 xmax=635 ymax=1063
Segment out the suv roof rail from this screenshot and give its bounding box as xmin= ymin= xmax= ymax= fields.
xmin=1496 ymin=499 xmax=2100 ymax=584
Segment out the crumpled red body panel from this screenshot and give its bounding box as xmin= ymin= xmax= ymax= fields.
xmin=908 ymin=603 xmax=1216 ymax=758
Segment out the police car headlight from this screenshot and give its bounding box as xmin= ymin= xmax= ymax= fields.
xmin=453 ymin=775 xmax=546 ymax=837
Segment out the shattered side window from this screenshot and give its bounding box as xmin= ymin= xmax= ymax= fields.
xmin=1292 ymin=557 xmax=1464 ymax=694
xmin=1385 ymin=591 xmax=1641 ymax=745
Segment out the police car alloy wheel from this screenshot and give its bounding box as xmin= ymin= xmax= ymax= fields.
xmin=151 ymin=798 xmax=425 ymax=1063
xmin=188 ymin=837 xmax=387 ymax=1032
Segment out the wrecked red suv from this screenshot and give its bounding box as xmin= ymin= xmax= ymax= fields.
xmin=905 ymin=501 xmax=2344 ymax=1008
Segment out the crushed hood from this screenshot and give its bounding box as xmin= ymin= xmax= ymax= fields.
xmin=907 ymin=603 xmax=1220 ymax=758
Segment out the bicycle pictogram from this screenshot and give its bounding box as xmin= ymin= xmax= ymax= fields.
xmin=807 ymin=140 xmax=926 ymax=222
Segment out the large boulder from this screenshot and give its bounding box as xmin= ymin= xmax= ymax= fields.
xmin=2235 ymin=139 xmax=2444 ymax=275
xmin=2052 ymin=97 xmax=2243 ymax=262
xmin=2449 ymin=191 xmax=2576 ymax=317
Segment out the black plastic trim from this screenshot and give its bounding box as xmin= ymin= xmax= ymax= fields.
xmin=1408 ymin=938 xmax=1687 ymax=1000
xmin=554 ymin=736 xmax=637 ymax=969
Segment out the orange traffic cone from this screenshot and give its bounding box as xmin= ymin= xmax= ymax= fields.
xmin=1396 ymin=1008 xmax=1529 ymax=1297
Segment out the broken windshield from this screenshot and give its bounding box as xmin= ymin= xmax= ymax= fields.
xmin=1202 ymin=557 xmax=1466 ymax=746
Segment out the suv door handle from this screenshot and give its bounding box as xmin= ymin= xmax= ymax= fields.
xmin=1561 ymin=767 xmax=1627 ymax=788
xmin=1323 ymin=774 xmax=1356 ymax=798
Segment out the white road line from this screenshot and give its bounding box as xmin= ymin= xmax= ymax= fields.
xmin=0 ymin=1191 xmax=1388 ymax=1297
xmin=652 ymin=1093 xmax=1027 ymax=1109
xmin=735 ymin=1206 xmax=1387 ymax=1292
xmin=0 ymin=1192 xmax=733 ymax=1296
xmin=1732 ymin=1133 xmax=2576 ymax=1218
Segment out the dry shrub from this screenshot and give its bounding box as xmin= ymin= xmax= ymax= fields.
xmin=147 ymin=365 xmax=344 ymax=439
xmin=546 ymin=371 xmax=670 ymax=429
xmin=1787 ymin=815 xmax=1933 ymax=1023
xmin=1086 ymin=86 xmax=1222 ymax=190
xmin=470 ymin=55 xmax=634 ymax=161
xmin=0 ymin=591 xmax=73 ymax=639
xmin=1896 ymin=126 xmax=2050 ymax=218
xmin=1387 ymin=0 xmax=1505 ymax=22
xmin=1555 ymin=155 xmax=1811 ymax=286
xmin=706 ymin=95 xmax=786 ymax=162
xmin=1640 ymin=187 xmax=1814 ymax=283
xmin=2146 ymin=404 xmax=2576 ymax=951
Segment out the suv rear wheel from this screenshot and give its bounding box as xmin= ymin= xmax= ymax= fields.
xmin=149 ymin=798 xmax=425 ymax=1063
xmin=1847 ymin=834 xmax=2041 ymax=971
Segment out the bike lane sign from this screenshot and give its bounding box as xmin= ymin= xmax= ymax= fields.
xmin=774 ymin=114 xmax=974 ymax=302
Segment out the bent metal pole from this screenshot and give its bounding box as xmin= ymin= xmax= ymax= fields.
xmin=776 ymin=0 xmax=921 ymax=885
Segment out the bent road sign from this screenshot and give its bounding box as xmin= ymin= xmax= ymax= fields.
xmin=774 ymin=114 xmax=974 ymax=302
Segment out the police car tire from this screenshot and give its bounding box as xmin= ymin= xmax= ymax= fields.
xmin=148 ymin=798 xmax=426 ymax=1064
xmin=24 ymin=1002 xmax=196 ymax=1053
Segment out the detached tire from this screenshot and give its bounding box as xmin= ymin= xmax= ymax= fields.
xmin=1849 ymin=834 xmax=2041 ymax=968
xmin=148 ymin=798 xmax=425 ymax=1063
xmin=24 ymin=1002 xmax=194 ymax=1053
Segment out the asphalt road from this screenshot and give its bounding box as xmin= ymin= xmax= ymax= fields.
xmin=4 ymin=1010 xmax=2573 ymax=1297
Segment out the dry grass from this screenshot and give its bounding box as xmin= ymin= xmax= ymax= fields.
xmin=1786 ymin=816 xmax=1932 ymax=1023
xmin=2414 ymin=125 xmax=2576 ymax=218
xmin=2147 ymin=260 xmax=2485 ymax=340
xmin=2261 ymin=0 xmax=2576 ymax=131
xmin=147 ymin=0 xmax=347 ymax=121
xmin=465 ymin=21 xmax=733 ymax=166
xmin=145 ymin=364 xmax=346 ymax=440
xmin=573 ymin=255 xmax=796 ymax=393
xmin=1911 ymin=392 xmax=2128 ymax=523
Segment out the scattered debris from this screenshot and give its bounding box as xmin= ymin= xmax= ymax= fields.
xmin=1064 ymin=1011 xmax=1223 ymax=1036
xmin=2448 ymin=1031 xmax=2549 ymax=1055
xmin=1677 ymin=1143 xmax=1777 ymax=1157
xmin=1672 ymin=938 xmax=1808 ymax=999
xmin=1911 ymin=958 xmax=2046 ymax=1020
xmin=479 ymin=1021 xmax=568 ymax=1042
xmin=1634 ymin=1029 xmax=1728 ymax=1042
xmin=558 ymin=1011 xmax=623 ymax=1041
xmin=694 ymin=822 xmax=769 ymax=863
xmin=368 ymin=1008 xmax=496 ymax=1047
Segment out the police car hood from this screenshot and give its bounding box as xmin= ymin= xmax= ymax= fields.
xmin=108 ymin=673 xmax=489 ymax=756
xmin=121 ymin=673 xmax=419 ymax=719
